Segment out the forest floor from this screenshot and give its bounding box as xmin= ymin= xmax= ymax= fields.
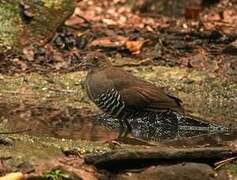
xmin=0 ymin=0 xmax=237 ymax=179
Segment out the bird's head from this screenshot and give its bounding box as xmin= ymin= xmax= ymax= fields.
xmin=80 ymin=52 xmax=112 ymax=70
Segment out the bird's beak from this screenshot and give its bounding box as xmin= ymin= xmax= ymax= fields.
xmin=79 ymin=61 xmax=90 ymax=67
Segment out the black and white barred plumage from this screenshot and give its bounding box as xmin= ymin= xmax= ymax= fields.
xmin=83 ymin=52 xmax=184 ymax=137
xmin=94 ymin=88 xmax=125 ymax=118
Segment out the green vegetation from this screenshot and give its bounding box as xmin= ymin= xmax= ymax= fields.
xmin=0 ymin=1 xmax=21 ymax=47
xmin=43 ymin=0 xmax=71 ymax=9
xmin=44 ymin=169 xmax=70 ymax=180
xmin=228 ymin=160 xmax=237 ymax=176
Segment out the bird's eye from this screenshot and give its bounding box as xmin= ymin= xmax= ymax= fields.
xmin=93 ymin=56 xmax=99 ymax=63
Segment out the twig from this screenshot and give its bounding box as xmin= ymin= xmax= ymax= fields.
xmin=115 ymin=59 xmax=153 ymax=67
xmin=76 ymin=15 xmax=92 ymax=26
xmin=0 ymin=128 xmax=32 ymax=135
xmin=0 ymin=91 xmax=34 ymax=95
xmin=47 ymin=87 xmax=76 ymax=94
xmin=85 ymin=147 xmax=237 ymax=170
xmin=214 ymin=156 xmax=237 ymax=170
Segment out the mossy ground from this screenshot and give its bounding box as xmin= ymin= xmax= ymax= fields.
xmin=0 ymin=1 xmax=21 ymax=48
xmin=43 ymin=0 xmax=71 ymax=9
xmin=0 ymin=132 xmax=110 ymax=170
xmin=0 ymin=65 xmax=236 ymax=122
xmin=0 ymin=0 xmax=75 ymax=51
xmin=227 ymin=161 xmax=237 ymax=177
xmin=0 ymin=65 xmax=236 ymax=177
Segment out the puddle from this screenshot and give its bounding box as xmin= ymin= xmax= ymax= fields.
xmin=97 ymin=112 xmax=237 ymax=146
xmin=0 ymin=69 xmax=235 ymax=148
xmin=0 ymin=101 xmax=118 ymax=141
xmin=0 ymin=98 xmax=236 ymax=147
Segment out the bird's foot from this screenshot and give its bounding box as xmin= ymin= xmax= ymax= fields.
xmin=118 ymin=127 xmax=132 ymax=138
xmin=118 ymin=119 xmax=125 ymax=137
xmin=104 ymin=139 xmax=122 ymax=149
xmin=118 ymin=127 xmax=125 ymax=138
xmin=122 ymin=119 xmax=132 ymax=137
xmin=123 ymin=127 xmax=132 ymax=137
xmin=118 ymin=126 xmax=132 ymax=138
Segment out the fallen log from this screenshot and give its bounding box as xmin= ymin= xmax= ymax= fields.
xmin=85 ymin=147 xmax=237 ymax=171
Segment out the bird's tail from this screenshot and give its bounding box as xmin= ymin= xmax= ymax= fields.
xmin=174 ymin=112 xmax=230 ymax=133
xmin=148 ymin=111 xmax=232 ymax=140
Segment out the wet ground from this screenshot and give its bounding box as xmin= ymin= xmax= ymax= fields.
xmin=1 ymin=103 xmax=236 ymax=148
xmin=0 ymin=68 xmax=236 ymax=148
xmin=0 ymin=0 xmax=237 ymax=178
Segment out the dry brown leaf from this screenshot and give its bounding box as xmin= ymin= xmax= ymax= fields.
xmin=65 ymin=16 xmax=85 ymax=26
xmin=13 ymin=58 xmax=28 ymax=71
xmin=102 ymin=18 xmax=116 ymax=25
xmin=90 ymin=36 xmax=128 ymax=48
xmin=129 ymin=15 xmax=143 ymax=28
xmin=126 ymin=40 xmax=144 ymax=54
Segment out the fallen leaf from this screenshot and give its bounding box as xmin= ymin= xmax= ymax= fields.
xmin=90 ymin=36 xmax=128 ymax=48
xmin=126 ymin=40 xmax=144 ymax=54
xmin=65 ymin=16 xmax=85 ymax=26
xmin=13 ymin=58 xmax=28 ymax=71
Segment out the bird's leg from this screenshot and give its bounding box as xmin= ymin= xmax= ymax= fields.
xmin=118 ymin=119 xmax=125 ymax=137
xmin=123 ymin=119 xmax=132 ymax=137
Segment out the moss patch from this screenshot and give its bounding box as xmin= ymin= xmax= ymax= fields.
xmin=0 ymin=133 xmax=110 ymax=165
xmin=43 ymin=0 xmax=70 ymax=9
xmin=0 ymin=1 xmax=21 ymax=48
xmin=227 ymin=160 xmax=237 ymax=176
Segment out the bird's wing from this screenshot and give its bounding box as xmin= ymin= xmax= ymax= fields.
xmin=104 ymin=67 xmax=184 ymax=113
xmin=120 ymin=85 xmax=184 ymax=113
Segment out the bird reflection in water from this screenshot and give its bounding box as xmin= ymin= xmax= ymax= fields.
xmin=96 ymin=111 xmax=231 ymax=142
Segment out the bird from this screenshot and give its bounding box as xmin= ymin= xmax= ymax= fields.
xmin=80 ymin=52 xmax=184 ymax=137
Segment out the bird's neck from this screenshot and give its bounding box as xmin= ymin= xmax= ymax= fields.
xmin=89 ymin=65 xmax=110 ymax=73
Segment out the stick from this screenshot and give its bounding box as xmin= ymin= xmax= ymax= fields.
xmin=0 ymin=128 xmax=32 ymax=134
xmin=85 ymin=147 xmax=237 ymax=170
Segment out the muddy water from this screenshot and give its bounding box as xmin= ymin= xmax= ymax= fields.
xmin=0 ymin=68 xmax=235 ymax=147
xmin=0 ymin=95 xmax=236 ymax=147
xmin=0 ymin=100 xmax=117 ymax=141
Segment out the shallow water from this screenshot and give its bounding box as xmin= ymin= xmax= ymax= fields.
xmin=0 ymin=97 xmax=236 ymax=147
xmin=0 ymin=68 xmax=236 ymax=148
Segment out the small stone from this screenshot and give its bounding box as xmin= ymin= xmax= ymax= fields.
xmin=114 ymin=163 xmax=218 ymax=180
xmin=0 ymin=172 xmax=24 ymax=180
xmin=0 ymin=137 xmax=14 ymax=146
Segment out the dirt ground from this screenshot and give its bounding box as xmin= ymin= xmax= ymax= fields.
xmin=0 ymin=0 xmax=237 ymax=179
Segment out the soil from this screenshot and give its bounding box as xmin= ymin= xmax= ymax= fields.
xmin=0 ymin=0 xmax=237 ymax=179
